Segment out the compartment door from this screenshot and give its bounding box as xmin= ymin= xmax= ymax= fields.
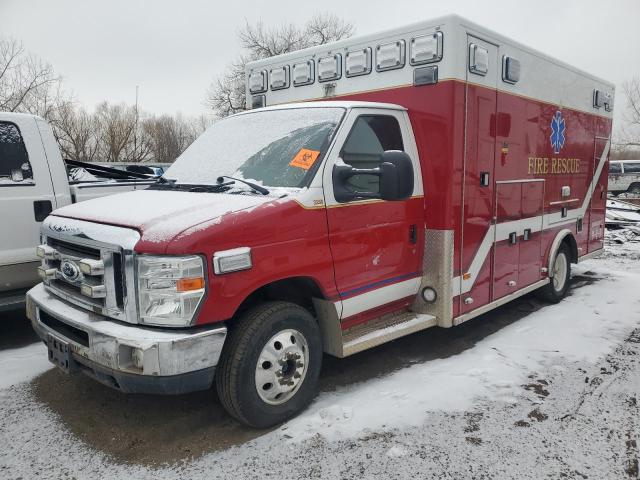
xmin=459 ymin=35 xmax=498 ymax=313
xmin=518 ymin=181 xmax=544 ymax=287
xmin=588 ymin=137 xmax=609 ymax=253
xmin=493 ymin=182 xmax=521 ymax=300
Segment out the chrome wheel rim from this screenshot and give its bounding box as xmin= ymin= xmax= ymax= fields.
xmin=552 ymin=252 xmax=568 ymax=292
xmin=255 ymin=329 xmax=309 ymax=405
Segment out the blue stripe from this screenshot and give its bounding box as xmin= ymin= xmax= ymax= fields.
xmin=339 ymin=271 xmax=421 ymax=299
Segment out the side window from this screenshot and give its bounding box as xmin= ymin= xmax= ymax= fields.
xmin=623 ymin=162 xmax=640 ymax=174
xmin=340 ymin=115 xmax=404 ymax=194
xmin=0 ymin=122 xmax=33 ymax=183
xmin=609 ymin=162 xmax=622 ymax=174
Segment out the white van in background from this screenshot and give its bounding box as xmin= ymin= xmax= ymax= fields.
xmin=609 ymin=160 xmax=640 ymax=195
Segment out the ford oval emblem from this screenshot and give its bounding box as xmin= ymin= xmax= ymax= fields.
xmin=60 ymin=260 xmax=81 ymax=281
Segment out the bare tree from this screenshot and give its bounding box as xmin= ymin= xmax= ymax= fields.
xmin=205 ymin=13 xmax=354 ymax=118
xmin=611 ymin=77 xmax=640 ymax=159
xmin=305 ymin=13 xmax=354 ymax=46
xmin=143 ymin=113 xmax=213 ymax=163
xmin=54 ymin=103 xmax=100 ymax=161
xmin=0 ymin=37 xmax=63 ymax=114
xmin=93 ymin=102 xmax=151 ymax=162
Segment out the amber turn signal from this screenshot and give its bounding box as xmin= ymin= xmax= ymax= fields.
xmin=176 ymin=277 xmax=205 ymax=292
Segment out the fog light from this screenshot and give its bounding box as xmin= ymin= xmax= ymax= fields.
xmin=80 ymin=284 xmax=106 ymax=299
xmin=79 ymin=259 xmax=104 ymax=276
xmin=421 ymin=287 xmax=437 ymax=303
xmin=131 ymin=348 xmax=143 ymax=369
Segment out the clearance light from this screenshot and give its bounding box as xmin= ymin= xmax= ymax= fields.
xmin=213 ymin=247 xmax=252 ymax=274
xmin=293 ymin=60 xmax=314 ymax=86
xmin=318 ymin=54 xmax=342 ymax=82
xmin=248 ymin=70 xmax=268 ymax=94
xmin=410 ymin=32 xmax=443 ymax=65
xmin=270 ymin=65 xmax=290 ymax=90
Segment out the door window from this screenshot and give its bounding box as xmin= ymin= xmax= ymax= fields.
xmin=0 ymin=122 xmax=33 ymax=183
xmin=339 ymin=115 xmax=404 ymax=195
xmin=623 ymin=162 xmax=640 ymax=174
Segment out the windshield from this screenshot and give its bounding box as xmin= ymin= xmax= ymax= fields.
xmin=164 ymin=107 xmax=344 ymax=190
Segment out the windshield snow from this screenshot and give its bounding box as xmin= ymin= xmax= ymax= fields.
xmin=165 ymin=107 xmax=344 ymax=189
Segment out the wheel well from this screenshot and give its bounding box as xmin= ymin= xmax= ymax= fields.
xmin=234 ymin=277 xmax=325 ymax=319
xmin=561 ymin=234 xmax=579 ymax=264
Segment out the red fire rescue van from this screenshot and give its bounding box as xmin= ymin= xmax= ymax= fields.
xmin=26 ymin=15 xmax=614 ymax=427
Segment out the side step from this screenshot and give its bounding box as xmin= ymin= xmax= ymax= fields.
xmin=341 ymin=311 xmax=437 ymax=357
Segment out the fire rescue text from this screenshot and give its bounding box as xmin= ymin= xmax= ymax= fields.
xmin=527 ymin=157 xmax=581 ymax=175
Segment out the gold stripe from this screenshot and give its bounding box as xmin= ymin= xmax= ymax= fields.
xmin=294 ymin=195 xmax=424 ymax=210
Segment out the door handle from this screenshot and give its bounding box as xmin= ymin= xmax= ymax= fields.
xmin=508 ymin=232 xmax=517 ymax=245
xmin=34 ymin=200 xmax=52 ymax=222
xmin=409 ymin=224 xmax=417 ymax=244
xmin=523 ymin=228 xmax=531 ymax=241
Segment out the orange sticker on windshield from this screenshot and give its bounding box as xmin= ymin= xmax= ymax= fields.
xmin=289 ymin=149 xmax=320 ymax=170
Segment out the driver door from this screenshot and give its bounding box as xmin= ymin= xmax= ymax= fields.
xmin=322 ymin=108 xmax=423 ymax=321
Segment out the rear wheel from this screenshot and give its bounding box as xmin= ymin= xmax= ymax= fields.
xmin=215 ymin=301 xmax=322 ymax=428
xmin=537 ymin=243 xmax=571 ymax=303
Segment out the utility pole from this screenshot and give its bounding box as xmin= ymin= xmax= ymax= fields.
xmin=134 ymin=85 xmax=139 ymax=162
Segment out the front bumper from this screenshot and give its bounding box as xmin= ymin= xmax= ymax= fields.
xmin=26 ymin=283 xmax=227 ymax=395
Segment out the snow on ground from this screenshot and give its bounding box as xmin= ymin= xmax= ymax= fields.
xmin=281 ymin=241 xmax=640 ymax=441
xmin=0 ymin=342 xmax=52 ymax=389
xmin=1 ymin=231 xmax=639 ymax=479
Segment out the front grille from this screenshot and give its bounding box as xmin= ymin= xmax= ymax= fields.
xmin=112 ymin=252 xmax=125 ymax=309
xmin=40 ymin=310 xmax=90 ymax=347
xmin=48 ymin=237 xmax=101 ymax=260
xmin=41 ymin=235 xmax=133 ymax=323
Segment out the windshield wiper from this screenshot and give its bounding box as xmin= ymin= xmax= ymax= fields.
xmin=156 ymin=176 xmax=176 ymax=184
xmin=216 ymin=175 xmax=269 ymax=195
xmin=149 ymin=179 xmax=234 ymax=193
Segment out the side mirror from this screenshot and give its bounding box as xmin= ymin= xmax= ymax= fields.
xmin=379 ymin=150 xmax=414 ymax=201
xmin=332 ymin=150 xmax=414 ymax=203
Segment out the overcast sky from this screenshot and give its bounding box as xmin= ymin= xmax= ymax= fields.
xmin=1 ymin=0 xmax=639 ymax=128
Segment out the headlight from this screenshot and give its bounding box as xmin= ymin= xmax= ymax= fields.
xmin=136 ymin=255 xmax=206 ymax=327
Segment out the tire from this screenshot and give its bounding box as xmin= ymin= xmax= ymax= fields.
xmin=215 ymin=301 xmax=322 ymax=428
xmin=537 ymin=243 xmax=571 ymax=303
xmin=628 ymin=183 xmax=640 ymax=195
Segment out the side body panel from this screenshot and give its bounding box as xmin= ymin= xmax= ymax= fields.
xmin=0 ymin=115 xmax=57 ymax=291
xmin=179 ymin=14 xmax=613 ymax=328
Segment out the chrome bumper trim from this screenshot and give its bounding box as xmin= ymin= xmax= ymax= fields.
xmin=26 ymin=283 xmax=226 ymax=377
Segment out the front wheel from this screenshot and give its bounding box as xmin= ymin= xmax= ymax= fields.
xmin=537 ymin=243 xmax=571 ymax=303
xmin=215 ymin=301 xmax=322 ymax=428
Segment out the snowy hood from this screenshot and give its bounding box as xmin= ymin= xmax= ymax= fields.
xmin=52 ymin=189 xmax=274 ymax=244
